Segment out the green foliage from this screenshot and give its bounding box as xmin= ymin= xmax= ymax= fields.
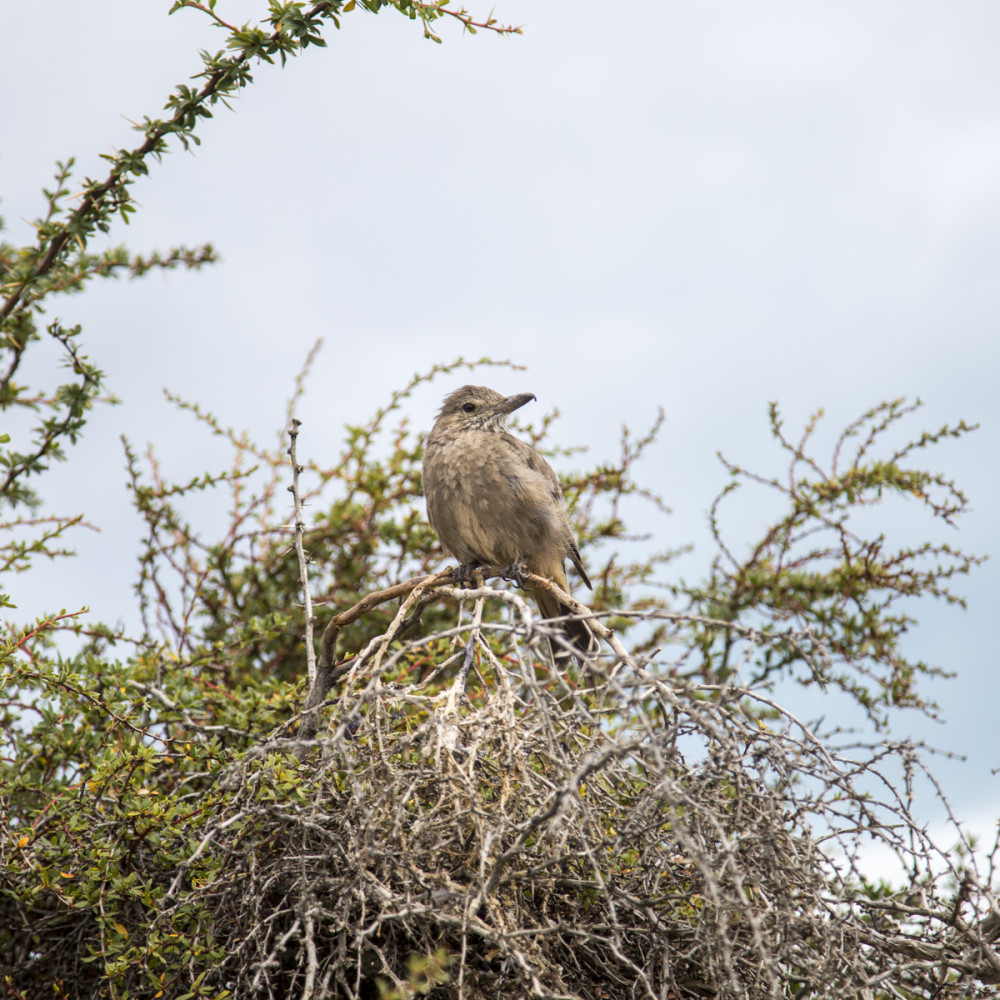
xmin=0 ymin=0 xmax=518 ymax=590
xmin=670 ymin=398 xmax=982 ymax=726
xmin=0 ymin=160 xmax=216 ymax=582
xmin=1 ymin=627 xmax=268 ymax=997
xmin=377 ymin=950 xmax=452 ymax=998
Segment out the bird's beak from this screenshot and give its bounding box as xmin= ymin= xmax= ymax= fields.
xmin=496 ymin=393 xmax=536 ymax=415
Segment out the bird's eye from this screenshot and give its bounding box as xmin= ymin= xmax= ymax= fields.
xmin=462 ymin=402 xmax=476 ymax=413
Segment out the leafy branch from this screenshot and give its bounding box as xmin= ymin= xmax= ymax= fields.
xmin=678 ymin=398 xmax=983 ymax=725
xmin=0 ymin=0 xmax=512 ymax=571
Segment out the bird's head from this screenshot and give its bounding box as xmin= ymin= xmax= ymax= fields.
xmin=433 ymin=385 xmax=536 ymax=434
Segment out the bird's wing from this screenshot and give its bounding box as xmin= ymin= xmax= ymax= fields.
xmin=507 ymin=434 xmax=562 ymax=498
xmin=507 ymin=434 xmax=593 ymax=591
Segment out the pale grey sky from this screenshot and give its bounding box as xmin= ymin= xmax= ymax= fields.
xmin=3 ymin=1 xmax=999 ymax=851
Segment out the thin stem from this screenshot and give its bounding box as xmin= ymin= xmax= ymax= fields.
xmin=287 ymin=419 xmax=317 ymax=688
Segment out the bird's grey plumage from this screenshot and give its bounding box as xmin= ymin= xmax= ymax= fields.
xmin=422 ymin=385 xmax=596 ymax=658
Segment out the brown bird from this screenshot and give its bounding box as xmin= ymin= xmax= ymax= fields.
xmin=422 ymin=385 xmax=596 ymax=658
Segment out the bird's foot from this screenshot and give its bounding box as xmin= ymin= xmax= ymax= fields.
xmin=451 ymin=563 xmax=482 ymax=588
xmin=499 ymin=561 xmax=529 ymax=588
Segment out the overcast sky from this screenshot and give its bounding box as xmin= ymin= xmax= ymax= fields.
xmin=4 ymin=1 xmax=999 ymax=856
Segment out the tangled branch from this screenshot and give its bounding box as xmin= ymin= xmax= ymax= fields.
xmin=138 ymin=587 xmax=1000 ymax=1000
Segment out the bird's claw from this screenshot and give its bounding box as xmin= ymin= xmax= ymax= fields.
xmin=451 ymin=563 xmax=481 ymax=588
xmin=500 ymin=561 xmax=529 ymax=588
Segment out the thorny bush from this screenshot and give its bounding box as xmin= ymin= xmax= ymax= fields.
xmin=2 ymin=357 xmax=997 ymax=999
xmin=8 ymin=2 xmax=993 ymax=995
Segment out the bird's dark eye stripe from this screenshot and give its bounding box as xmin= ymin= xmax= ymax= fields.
xmin=462 ymin=403 xmax=476 ymax=413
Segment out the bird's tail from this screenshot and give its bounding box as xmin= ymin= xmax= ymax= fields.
xmin=529 ymin=586 xmax=598 ymax=662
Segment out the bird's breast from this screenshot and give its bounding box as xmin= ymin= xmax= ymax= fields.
xmin=423 ymin=431 xmax=557 ymax=567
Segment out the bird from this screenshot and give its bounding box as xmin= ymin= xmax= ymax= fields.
xmin=422 ymin=385 xmax=597 ymax=659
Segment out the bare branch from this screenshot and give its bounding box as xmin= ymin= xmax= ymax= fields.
xmin=288 ymin=419 xmax=317 ymax=688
